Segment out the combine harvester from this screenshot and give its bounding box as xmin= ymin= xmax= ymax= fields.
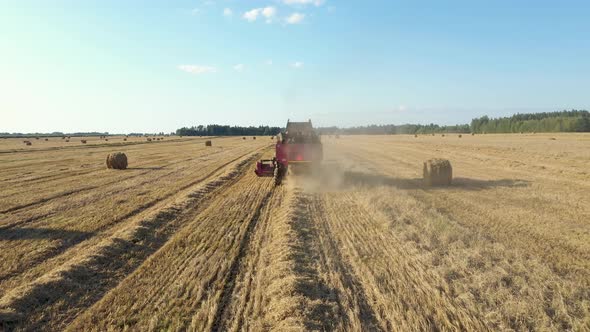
xmin=255 ymin=119 xmax=323 ymax=185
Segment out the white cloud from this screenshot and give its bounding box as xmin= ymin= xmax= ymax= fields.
xmin=178 ymin=65 xmax=217 ymax=74
xmin=290 ymin=61 xmax=304 ymax=68
xmin=286 ymin=13 xmax=305 ymax=24
xmin=243 ymin=6 xmax=276 ymax=22
xmin=233 ymin=64 xmax=245 ymax=72
xmin=243 ymin=8 xmax=261 ymax=21
xmin=223 ymin=8 xmax=233 ymax=17
xmin=262 ymin=6 xmax=277 ymax=23
xmin=283 ymin=0 xmax=324 ymax=6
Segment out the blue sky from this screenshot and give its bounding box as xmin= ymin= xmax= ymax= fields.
xmin=1 ymin=0 xmax=589 ymax=133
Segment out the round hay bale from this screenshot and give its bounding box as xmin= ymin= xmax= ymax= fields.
xmin=442 ymin=134 xmax=445 ymax=137
xmin=35 ymin=137 xmax=39 ymax=140
xmin=549 ymin=137 xmax=556 ymax=140
xmin=253 ymin=136 xmax=256 ymax=140
xmin=123 ymin=138 xmax=127 ymax=141
xmin=81 ymin=140 xmax=87 ymax=144
xmin=205 ymin=140 xmax=212 ymax=146
xmin=105 ymin=138 xmax=108 ymax=141
xmin=423 ymin=159 xmax=452 ymax=187
xmin=414 ymin=134 xmax=418 ymax=138
xmin=147 ymin=138 xmax=152 ymax=142
xmin=243 ymin=137 xmax=246 ymax=140
xmin=471 ymin=133 xmax=475 ymax=136
xmin=271 ymin=136 xmax=275 ymax=140
xmin=458 ymin=134 xmax=462 ymax=138
xmin=44 ymin=138 xmax=49 ymax=141
xmin=106 ymin=152 xmax=128 ymax=170
xmin=24 ymin=141 xmax=32 ymax=146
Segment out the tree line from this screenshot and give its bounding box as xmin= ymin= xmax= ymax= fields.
xmin=175 ymin=125 xmax=282 ymax=136
xmin=317 ymin=124 xmax=471 ymax=135
xmin=470 ymin=110 xmax=590 ymax=133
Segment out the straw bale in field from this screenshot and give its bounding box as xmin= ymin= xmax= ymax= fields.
xmin=423 ymin=158 xmax=452 ymax=186
xmin=81 ymin=140 xmax=87 ymax=144
xmin=106 ymin=152 xmax=128 ymax=170
xmin=205 ymin=140 xmax=212 ymax=146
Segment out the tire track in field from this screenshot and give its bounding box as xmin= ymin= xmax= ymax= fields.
xmin=316 ymin=191 xmax=487 ymax=331
xmin=0 ymin=151 xmax=266 ymax=331
xmin=67 ymin=164 xmax=274 ymax=331
xmin=0 ymin=143 xmax=260 ymax=228
xmin=0 ymin=146 xmax=269 ymax=290
xmin=210 ymin=188 xmax=274 ymax=332
xmin=0 ymin=143 xmax=249 ymax=213
xmin=0 ymin=140 xmax=231 ymax=187
xmin=305 ymin=191 xmax=383 ymax=331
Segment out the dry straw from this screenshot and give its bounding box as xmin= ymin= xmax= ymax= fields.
xmin=106 ymin=152 xmax=128 ymax=170
xmin=423 ymin=158 xmax=453 ymax=186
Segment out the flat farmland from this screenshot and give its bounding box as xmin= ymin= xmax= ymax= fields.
xmin=0 ymin=134 xmax=589 ymax=331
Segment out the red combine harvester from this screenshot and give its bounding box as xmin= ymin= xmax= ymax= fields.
xmin=255 ymin=119 xmax=323 ymax=185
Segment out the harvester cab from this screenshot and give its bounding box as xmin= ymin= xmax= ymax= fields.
xmin=255 ymin=119 xmax=323 ymax=185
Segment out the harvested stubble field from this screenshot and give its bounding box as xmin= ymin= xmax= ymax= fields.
xmin=0 ymin=133 xmax=589 ymax=331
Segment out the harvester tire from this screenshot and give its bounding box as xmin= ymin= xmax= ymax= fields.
xmin=274 ymin=165 xmax=285 ymax=186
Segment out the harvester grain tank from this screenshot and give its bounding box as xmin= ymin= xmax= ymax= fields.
xmin=255 ymin=119 xmax=323 ymax=185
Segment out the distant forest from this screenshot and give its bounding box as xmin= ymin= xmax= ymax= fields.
xmin=174 ymin=110 xmax=589 ymax=136
xmin=317 ymin=124 xmax=471 ymax=135
xmin=175 ymin=125 xmax=282 ymax=137
xmin=3 ymin=110 xmax=589 ymax=137
xmin=470 ymin=110 xmax=590 ymax=133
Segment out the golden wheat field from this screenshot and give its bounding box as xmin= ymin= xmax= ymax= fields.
xmin=0 ymin=133 xmax=589 ymax=331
